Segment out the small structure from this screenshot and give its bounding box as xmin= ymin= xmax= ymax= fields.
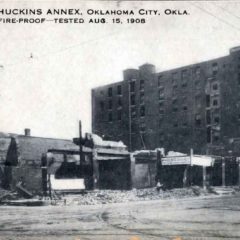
xmin=0 ymin=129 xmax=81 ymax=194
xmin=131 ymin=149 xmax=164 ymax=189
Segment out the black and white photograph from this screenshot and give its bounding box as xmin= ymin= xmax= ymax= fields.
xmin=0 ymin=1 xmax=240 ymax=239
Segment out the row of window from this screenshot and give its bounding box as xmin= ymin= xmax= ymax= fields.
xmin=108 ymin=85 xmax=122 ymax=97
xmin=107 ymin=106 xmax=146 ymax=122
xmin=107 ymin=80 xmax=145 ymax=98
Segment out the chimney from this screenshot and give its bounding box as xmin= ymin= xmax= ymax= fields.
xmin=24 ymin=128 xmax=31 ymax=136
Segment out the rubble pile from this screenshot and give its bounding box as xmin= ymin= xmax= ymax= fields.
xmin=62 ymin=186 xmax=212 ymax=206
xmin=0 ymin=187 xmax=18 ymax=201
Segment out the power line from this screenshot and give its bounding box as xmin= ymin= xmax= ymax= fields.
xmin=211 ymin=2 xmax=240 ymax=21
xmin=190 ymin=2 xmax=240 ymax=33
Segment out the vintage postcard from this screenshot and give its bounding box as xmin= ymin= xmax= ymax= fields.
xmin=0 ymin=1 xmax=240 ymax=240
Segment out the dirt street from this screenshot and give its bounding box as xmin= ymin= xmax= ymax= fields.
xmin=0 ymin=194 xmax=240 ymax=240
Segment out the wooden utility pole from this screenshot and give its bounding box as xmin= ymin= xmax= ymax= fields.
xmin=79 ymin=120 xmax=84 ymax=176
xmin=128 ymin=83 xmax=132 ymax=152
xmin=222 ymin=157 xmax=225 ymax=187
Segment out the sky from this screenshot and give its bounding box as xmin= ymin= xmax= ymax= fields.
xmin=1 ymin=1 xmax=240 ymax=139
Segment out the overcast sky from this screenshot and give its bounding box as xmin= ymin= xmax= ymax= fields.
xmin=1 ymin=1 xmax=240 ymax=139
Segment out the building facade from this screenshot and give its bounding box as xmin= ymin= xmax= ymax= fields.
xmin=92 ymin=46 xmax=240 ymax=155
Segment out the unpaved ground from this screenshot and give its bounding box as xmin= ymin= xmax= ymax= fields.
xmin=0 ymin=193 xmax=240 ymax=240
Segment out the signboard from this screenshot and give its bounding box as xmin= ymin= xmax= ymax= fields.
xmin=162 ymin=155 xmax=214 ymax=166
xmin=162 ymin=156 xmax=190 ymax=166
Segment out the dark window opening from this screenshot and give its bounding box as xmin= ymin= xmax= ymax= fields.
xmin=140 ymin=92 xmax=144 ymax=104
xmin=183 ymin=106 xmax=188 ymax=111
xmin=207 ymin=127 xmax=211 ymax=143
xmin=213 ymin=99 xmax=219 ymax=106
xmin=158 ymin=75 xmax=163 ymax=87
xmin=173 ymin=107 xmax=178 ymax=112
xmin=108 ymin=87 xmax=112 ymax=97
xmin=173 ymin=123 xmax=178 ymax=127
xmin=212 ymin=83 xmax=218 ymax=90
xmin=118 ymin=98 xmax=122 ymax=107
xmin=117 ymin=85 xmax=122 ymax=95
xmin=108 ymin=112 xmax=113 ymax=122
xmin=238 ymin=73 xmax=240 ymax=85
xmin=214 ymin=116 xmax=220 ymax=124
xmin=130 ymin=94 xmax=135 ymax=106
xmin=181 ymin=70 xmax=188 ymax=87
xmin=100 ymin=101 xmax=104 ymax=111
xmin=117 ymin=110 xmax=122 ymax=121
xmin=108 ymin=100 xmax=112 ymax=109
xmin=159 ymin=89 xmax=164 ymax=100
xmin=206 ymin=110 xmax=211 ymax=124
xmin=195 ymin=114 xmax=201 ymax=126
xmin=130 ymin=81 xmax=135 ymax=92
xmin=140 ymin=80 xmax=144 ymax=90
xmin=213 ymin=133 xmax=220 ymax=142
xmin=206 ymin=95 xmax=210 ymax=108
xmin=140 ymin=106 xmax=145 ymax=117
xmin=140 ymin=123 xmax=146 ymax=132
xmin=195 ymin=66 xmax=201 ymax=75
xmin=183 ymin=122 xmax=188 ymax=127
xmin=212 ymin=62 xmax=218 ymax=75
xmin=131 ymin=107 xmax=137 ymax=118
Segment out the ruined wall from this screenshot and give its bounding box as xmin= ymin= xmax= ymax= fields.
xmin=6 ymin=166 xmax=42 ymax=194
xmin=132 ymin=162 xmax=156 ymax=189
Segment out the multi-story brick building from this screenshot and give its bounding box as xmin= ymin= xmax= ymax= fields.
xmin=92 ymin=46 xmax=240 ymax=155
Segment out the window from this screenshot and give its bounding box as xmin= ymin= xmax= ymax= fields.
xmin=212 ymin=98 xmax=219 ymax=107
xmin=159 ymin=102 xmax=164 ymax=114
xmin=183 ymin=106 xmax=188 ymax=111
xmin=117 ymin=110 xmax=122 ymax=121
xmin=172 ymin=72 xmax=178 ymax=86
xmin=140 ymin=80 xmax=144 ymax=90
xmin=181 ymin=70 xmax=188 ymax=87
xmin=172 ymin=86 xmax=177 ymax=96
xmin=117 ymin=85 xmax=122 ymax=95
xmin=100 ymin=101 xmax=104 ymax=111
xmin=195 ymin=114 xmax=201 ymax=126
xmin=118 ymin=98 xmax=122 ymax=107
xmin=130 ymin=94 xmax=135 ymax=106
xmin=108 ymin=87 xmax=112 ymax=97
xmin=173 ymin=122 xmax=178 ymax=127
xmin=212 ymin=83 xmax=219 ymax=91
xmin=140 ymin=92 xmax=144 ymax=104
xmin=206 ymin=95 xmax=210 ymax=108
xmin=159 ymin=88 xmax=164 ymax=100
xmin=131 ymin=107 xmax=137 ymax=118
xmin=159 ymin=132 xmax=164 ymax=142
xmin=207 ymin=127 xmax=211 ymax=143
xmin=195 ymin=66 xmax=201 ymax=75
xmin=140 ymin=122 xmax=146 ymax=132
xmin=212 ymin=62 xmax=218 ymax=75
xmin=183 ymin=122 xmax=188 ymax=127
xmin=172 ymin=98 xmax=178 ymax=112
xmin=214 ymin=115 xmax=220 ymax=124
xmin=140 ymin=106 xmax=145 ymax=117
xmin=108 ymin=100 xmax=112 ymax=109
xmin=158 ymin=75 xmax=163 ymax=87
xmin=213 ymin=132 xmax=220 ymax=142
xmin=238 ymin=73 xmax=240 ymax=85
xmin=130 ymin=81 xmax=135 ymax=92
xmin=108 ymin=112 xmax=113 ymax=122
xmin=206 ymin=110 xmax=211 ymax=124
xmin=195 ymin=95 xmax=201 ymax=109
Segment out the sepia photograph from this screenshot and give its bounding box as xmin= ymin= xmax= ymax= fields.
xmin=0 ymin=1 xmax=240 ymax=239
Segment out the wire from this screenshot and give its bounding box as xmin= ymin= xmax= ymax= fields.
xmin=190 ymin=2 xmax=240 ymax=33
xmin=211 ymin=2 xmax=240 ymax=21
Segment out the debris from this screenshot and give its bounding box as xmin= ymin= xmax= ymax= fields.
xmin=15 ymin=183 xmax=33 ymax=199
